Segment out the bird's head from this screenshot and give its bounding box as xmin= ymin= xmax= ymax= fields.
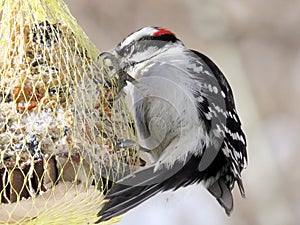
xmin=113 ymin=26 xmax=183 ymax=71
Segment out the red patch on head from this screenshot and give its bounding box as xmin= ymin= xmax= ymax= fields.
xmin=153 ymin=28 xmax=175 ymax=37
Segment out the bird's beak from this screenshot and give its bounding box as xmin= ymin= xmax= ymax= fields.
xmin=99 ymin=51 xmax=121 ymax=71
xmin=99 ymin=51 xmax=135 ymax=83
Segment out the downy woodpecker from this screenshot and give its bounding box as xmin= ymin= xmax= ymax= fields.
xmin=97 ymin=26 xmax=247 ymax=223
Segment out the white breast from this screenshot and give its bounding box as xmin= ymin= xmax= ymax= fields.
xmin=125 ymin=51 xmax=208 ymax=170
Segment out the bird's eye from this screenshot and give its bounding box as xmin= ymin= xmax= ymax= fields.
xmin=124 ymin=47 xmax=130 ymax=54
xmin=123 ymin=45 xmax=134 ymax=56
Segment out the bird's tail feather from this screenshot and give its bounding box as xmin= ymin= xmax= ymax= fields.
xmin=96 ymin=155 xmax=201 ymax=223
xmin=96 ymin=165 xmax=164 ymax=223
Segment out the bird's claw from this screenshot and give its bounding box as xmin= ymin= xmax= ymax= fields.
xmin=113 ymin=137 xmax=151 ymax=152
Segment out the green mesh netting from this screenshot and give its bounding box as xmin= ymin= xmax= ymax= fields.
xmin=0 ymin=0 xmax=139 ymax=224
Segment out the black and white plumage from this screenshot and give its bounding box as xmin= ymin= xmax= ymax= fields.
xmin=96 ymin=26 xmax=247 ymax=223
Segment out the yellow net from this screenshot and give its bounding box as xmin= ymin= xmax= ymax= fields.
xmin=0 ymin=0 xmax=139 ymax=224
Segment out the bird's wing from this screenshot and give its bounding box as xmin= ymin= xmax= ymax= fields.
xmin=189 ymin=50 xmax=247 ymax=196
xmin=207 ymin=177 xmax=233 ymax=215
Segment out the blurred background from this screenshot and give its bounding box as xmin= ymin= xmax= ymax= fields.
xmin=65 ymin=1 xmax=300 ymax=224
